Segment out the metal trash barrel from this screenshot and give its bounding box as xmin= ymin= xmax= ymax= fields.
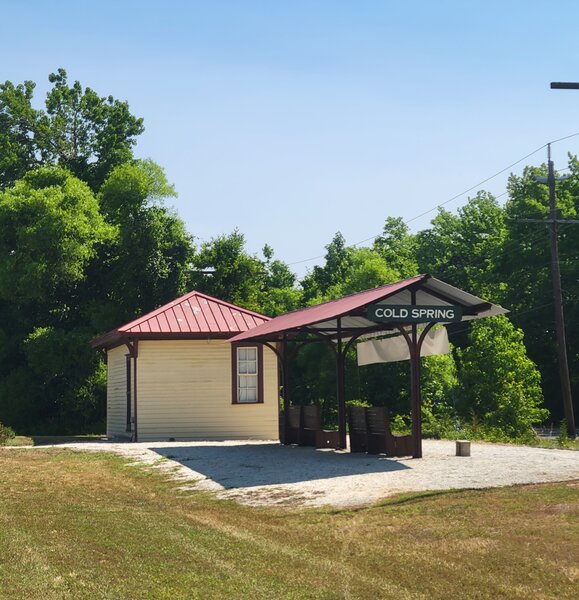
xmin=456 ymin=440 xmax=471 ymax=456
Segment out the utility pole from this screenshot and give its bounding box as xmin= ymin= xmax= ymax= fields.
xmin=548 ymin=80 xmax=578 ymax=436
xmin=519 ymin=144 xmax=577 ymax=438
xmin=546 ymin=147 xmax=576 ymax=438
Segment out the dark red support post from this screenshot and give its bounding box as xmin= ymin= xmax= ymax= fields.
xmin=336 ymin=318 xmax=347 ymax=449
xmin=132 ymin=339 xmax=139 ymax=442
xmin=282 ymin=333 xmax=291 ymax=445
xmin=396 ymin=289 xmax=437 ymax=459
xmin=409 ymin=323 xmax=421 ymax=458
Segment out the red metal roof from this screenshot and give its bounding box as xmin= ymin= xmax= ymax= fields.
xmin=91 ymin=291 xmax=270 ymax=348
xmin=229 ymin=275 xmax=426 ymax=342
xmin=229 ymin=274 xmax=508 ymax=343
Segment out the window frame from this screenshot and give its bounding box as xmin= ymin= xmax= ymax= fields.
xmin=231 ymin=343 xmax=264 ymax=404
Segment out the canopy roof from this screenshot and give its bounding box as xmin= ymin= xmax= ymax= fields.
xmin=91 ymin=290 xmax=270 ymax=349
xmin=229 ymin=274 xmax=507 ymax=343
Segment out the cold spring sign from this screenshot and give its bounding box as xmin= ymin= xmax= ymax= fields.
xmin=367 ymin=305 xmax=462 ymax=323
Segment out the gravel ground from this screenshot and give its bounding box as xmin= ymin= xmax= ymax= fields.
xmin=9 ymin=439 xmax=578 ymax=508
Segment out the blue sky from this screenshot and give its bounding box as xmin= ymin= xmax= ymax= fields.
xmin=3 ymin=0 xmax=579 ymax=276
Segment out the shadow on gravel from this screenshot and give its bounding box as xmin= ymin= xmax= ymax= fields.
xmin=152 ymin=443 xmax=410 ymax=488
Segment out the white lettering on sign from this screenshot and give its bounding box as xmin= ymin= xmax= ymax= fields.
xmin=374 ymin=307 xmax=409 ymax=319
xmin=410 ymin=307 xmax=455 ymax=320
xmin=367 ymin=304 xmax=462 ymax=323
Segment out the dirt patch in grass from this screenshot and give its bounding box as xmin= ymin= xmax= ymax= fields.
xmin=0 ymin=448 xmax=577 ymax=599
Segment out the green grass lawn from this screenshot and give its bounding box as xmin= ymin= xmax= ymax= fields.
xmin=531 ymin=437 xmax=579 ymax=450
xmin=4 ymin=435 xmax=107 ymax=447
xmin=0 ymin=449 xmax=577 ymax=599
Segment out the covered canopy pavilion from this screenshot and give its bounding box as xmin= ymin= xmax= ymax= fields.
xmin=229 ymin=274 xmax=507 ymax=458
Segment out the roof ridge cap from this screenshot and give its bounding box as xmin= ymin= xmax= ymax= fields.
xmin=117 ymin=290 xmax=199 ymax=332
xmin=118 ymin=290 xmax=270 ymax=333
xmin=190 ymin=290 xmax=271 ymax=320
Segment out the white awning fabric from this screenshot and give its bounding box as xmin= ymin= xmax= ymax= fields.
xmin=357 ymin=327 xmax=450 ymax=365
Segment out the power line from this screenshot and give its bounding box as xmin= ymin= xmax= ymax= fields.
xmin=287 ymin=133 xmax=579 ymax=267
xmin=453 ymin=222 xmax=576 ymax=276
xmin=294 ymin=200 xmax=575 ymax=317
xmin=292 ymin=180 xmax=575 ymax=283
xmin=289 ymin=203 xmax=563 ymax=274
xmin=359 ymin=149 xmax=576 ymax=251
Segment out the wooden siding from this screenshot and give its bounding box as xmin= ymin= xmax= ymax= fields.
xmin=135 ymin=340 xmax=279 ymax=441
xmin=107 ymin=345 xmax=130 ymax=438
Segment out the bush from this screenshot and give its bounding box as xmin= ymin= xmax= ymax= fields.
xmin=0 ymin=421 xmax=16 ymax=445
xmin=391 ymin=413 xmax=411 ymax=435
xmin=345 ymin=399 xmax=371 ymax=409
xmin=557 ymin=419 xmax=571 ymax=448
xmin=420 ymin=351 xmax=460 ymax=439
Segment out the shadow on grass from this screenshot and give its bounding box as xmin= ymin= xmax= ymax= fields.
xmin=152 ymin=443 xmax=410 ymax=488
xmin=30 ymin=435 xmax=109 ymax=446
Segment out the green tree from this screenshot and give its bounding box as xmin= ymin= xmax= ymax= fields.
xmin=420 ymin=351 xmax=459 ymax=438
xmin=191 ymin=231 xmax=266 ymax=312
xmin=0 ymin=79 xmax=39 ymax=187
xmin=301 ymin=232 xmax=353 ymax=302
xmin=259 ymin=245 xmax=302 ymax=316
xmin=21 ymin=326 xmax=106 ymax=432
xmin=302 ymin=233 xmax=401 ymax=304
xmin=338 ymin=248 xmax=400 ymax=297
xmin=356 ymin=359 xmax=410 ymax=416
xmin=295 ymin=233 xmax=407 ymax=424
xmin=0 ymin=167 xmax=113 ymax=302
xmin=0 ymin=163 xmax=193 ymax=433
xmin=0 ymin=69 xmax=144 ymax=190
xmin=0 ymin=167 xmax=113 ymax=432
xmin=373 ymin=217 xmax=418 ymax=278
xmin=456 ymin=316 xmax=548 ymax=439
xmin=415 ymin=192 xmax=508 ymax=300
xmin=0 ymin=74 xmax=194 ymax=435
xmin=94 ymin=160 xmax=193 ymax=328
xmin=191 ymin=233 xmax=301 ymax=316
xmin=500 ymin=160 xmax=579 ymax=419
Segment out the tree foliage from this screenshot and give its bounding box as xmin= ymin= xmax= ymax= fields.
xmin=373 ymin=217 xmax=418 ymax=278
xmin=94 ymin=160 xmax=192 ymax=327
xmin=499 ymin=162 xmax=579 ymax=416
xmin=420 ymin=351 xmax=459 ymax=437
xmin=301 ymin=232 xmax=353 ymax=303
xmin=191 ymin=232 xmax=301 ymax=316
xmin=0 ymin=167 xmax=113 ymax=302
xmin=415 ymin=191 xmax=508 ymax=299
xmin=259 ymin=245 xmax=302 ymax=316
xmin=191 ymin=231 xmax=267 ymax=312
xmin=456 ymin=316 xmax=548 ymax=438
xmin=0 ymin=167 xmax=114 ymax=431
xmin=0 ymin=69 xmax=144 ymax=191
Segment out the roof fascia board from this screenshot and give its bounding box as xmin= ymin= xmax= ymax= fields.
xmin=462 ymin=301 xmax=493 ymax=316
xmin=91 ymin=330 xmax=234 ymax=349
